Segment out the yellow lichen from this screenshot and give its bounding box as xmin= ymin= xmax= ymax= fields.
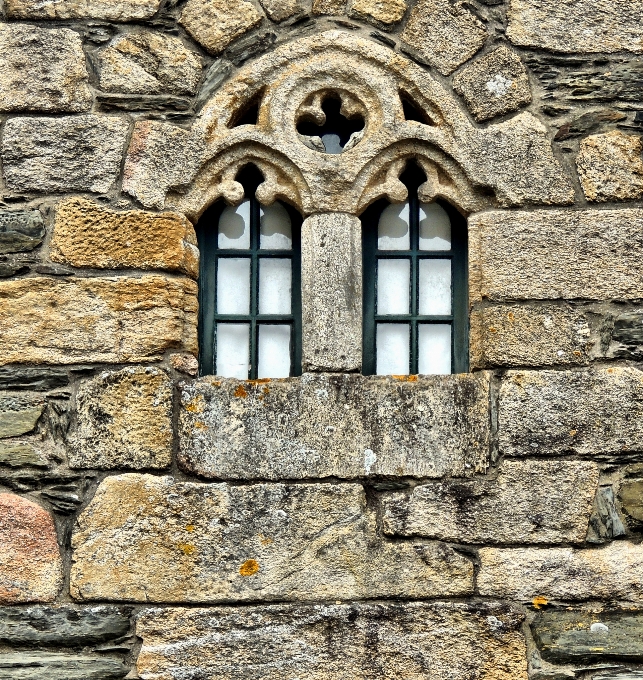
xmin=532 ymin=595 xmax=548 ymax=609
xmin=392 ymin=375 xmax=418 ymax=382
xmin=239 ymin=559 xmax=260 ymax=576
xmin=185 ymin=524 xmax=195 ymax=532
xmin=234 ymin=384 xmax=248 ymax=398
xmin=178 ymin=543 xmax=196 ymax=556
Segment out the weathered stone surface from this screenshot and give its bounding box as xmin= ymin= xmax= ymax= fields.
xmin=69 ymin=368 xmax=172 ymax=470
xmin=0 ymin=494 xmax=62 ymax=604
xmin=0 ymin=653 xmax=128 ymax=680
xmin=469 ymin=209 xmax=643 ymax=301
xmin=0 ymin=25 xmax=91 ymax=113
xmin=401 ymin=0 xmax=487 ymax=75
xmin=576 ymin=131 xmax=643 ymax=203
xmin=470 ymin=303 xmax=590 ymax=368
xmin=302 ymin=213 xmax=362 ymax=372
xmin=586 ymin=486 xmax=627 ymax=543
xmin=619 ymin=480 xmax=643 ymax=524
xmin=0 ymin=368 xmax=68 ymax=392
xmin=136 ymin=601 xmax=528 ymax=680
xmin=608 ymin=311 xmax=643 ymax=360
xmin=0 ymin=397 xmax=43 ymax=439
xmin=2 ymin=116 xmax=129 ymax=194
xmin=179 ymin=373 xmax=490 ymax=480
xmin=0 ymin=444 xmax=48 ymax=469
xmin=507 ymin=0 xmax=643 ymax=53
xmin=0 ymin=276 xmax=197 ymax=366
xmin=554 ymin=109 xmax=627 ymax=142
xmin=453 ymin=46 xmax=532 ymax=122
xmin=382 ymin=460 xmax=598 ymax=544
xmin=0 ymin=211 xmax=45 ymax=255
xmin=99 ymin=31 xmax=203 ymax=96
xmin=0 ymin=605 xmax=130 ymax=646
xmin=260 ymin=0 xmax=305 ymax=20
xmin=350 ymin=0 xmax=407 ymax=25
xmin=498 ymin=368 xmax=643 ymax=458
xmin=4 ymin=0 xmax=162 ymax=20
xmin=70 ymin=475 xmax=474 ymax=602
xmin=312 ymin=0 xmax=345 ymax=12
xmin=532 ymin=610 xmax=643 ymax=662
xmin=478 ymin=542 xmax=643 ymax=602
xmin=179 ymin=0 xmax=263 ymax=55
xmin=50 ymin=198 xmax=199 ymax=277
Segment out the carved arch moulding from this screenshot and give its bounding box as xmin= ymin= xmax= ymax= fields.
xmin=122 ymin=31 xmax=574 ymax=220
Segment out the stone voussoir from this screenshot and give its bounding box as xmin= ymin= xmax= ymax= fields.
xmin=70 ymin=474 xmax=475 ymax=603
xmin=178 ymin=372 xmax=491 ymax=480
xmin=50 ymin=197 xmax=199 ymax=278
xmin=135 ymin=601 xmax=528 ymax=679
xmin=4 ymin=0 xmax=163 ymax=20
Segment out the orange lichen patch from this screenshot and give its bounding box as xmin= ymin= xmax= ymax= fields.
xmin=532 ymin=595 xmax=548 ymax=609
xmin=185 ymin=525 xmax=195 ymax=532
xmin=239 ymin=559 xmax=260 ymax=576
xmin=185 ymin=396 xmax=204 ymax=413
xmin=234 ymin=384 xmax=248 ymax=398
xmin=488 ymin=326 xmax=498 ymax=333
xmin=569 ymin=430 xmax=578 ymax=437
xmin=573 ymin=350 xmax=582 ymax=357
xmin=392 ymin=375 xmax=418 ymax=382
xmin=246 ymin=378 xmax=271 ymax=385
xmin=507 ymin=312 xmax=515 ymax=322
xmin=178 ymin=543 xmax=196 ymax=556
xmin=194 ymin=421 xmax=208 ymax=430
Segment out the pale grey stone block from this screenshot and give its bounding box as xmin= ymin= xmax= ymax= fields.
xmin=0 ymin=653 xmax=127 ymax=680
xmin=136 ymin=601 xmax=528 ymax=679
xmin=4 ymin=0 xmax=162 ymax=20
xmin=70 ymin=475 xmax=475 ymax=602
xmin=382 ymin=459 xmax=598 ymax=544
xmin=178 ymin=373 xmax=491 ymax=480
xmin=469 ymin=209 xmax=643 ymax=301
xmin=302 ymin=213 xmax=362 ymax=372
xmin=1 ymin=115 xmax=129 ymax=194
xmin=498 ymin=368 xmax=643 ymax=458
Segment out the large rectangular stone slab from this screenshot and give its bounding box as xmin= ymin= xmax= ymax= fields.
xmin=478 ymin=542 xmax=643 ymax=602
xmin=136 ymin=601 xmax=527 ymax=680
xmin=0 ymin=276 xmax=197 ymax=366
xmin=5 ymin=0 xmax=162 ymax=20
xmin=382 ymin=460 xmax=598 ymax=544
xmin=2 ymin=115 xmax=129 ymax=193
xmin=532 ymin=610 xmax=643 ymax=663
xmin=178 ymin=372 xmax=490 ymax=480
xmin=469 ymin=209 xmax=643 ymax=301
xmin=0 ymin=25 xmax=92 ymax=113
xmin=498 ymin=368 xmax=643 ymax=458
xmin=70 ymin=474 xmax=474 ymax=603
xmin=0 ymin=653 xmax=128 ymax=680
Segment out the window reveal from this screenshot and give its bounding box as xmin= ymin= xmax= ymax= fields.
xmin=196 ymin=167 xmax=302 ymax=379
xmin=362 ymin=164 xmax=468 ymax=376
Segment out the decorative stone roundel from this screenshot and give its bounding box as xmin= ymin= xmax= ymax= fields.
xmin=123 ymin=31 xmax=574 ymax=219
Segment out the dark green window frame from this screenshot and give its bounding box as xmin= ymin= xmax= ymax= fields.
xmin=362 ymin=164 xmax=469 ymax=375
xmin=195 ymin=167 xmax=303 ymax=378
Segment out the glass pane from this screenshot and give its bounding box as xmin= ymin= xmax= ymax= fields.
xmin=378 ymin=203 xmax=410 ymax=250
xmin=216 ymin=323 xmax=249 ymax=379
xmin=260 ymin=203 xmax=292 ymax=250
xmin=377 ymin=259 xmax=410 ymax=315
xmin=419 ymin=259 xmax=451 ymax=315
xmin=419 ymin=202 xmax=451 ymax=251
xmin=376 ymin=323 xmax=410 ymax=375
xmin=259 ymin=259 xmax=292 ymax=315
xmin=322 ymin=133 xmax=342 ymax=154
xmin=419 ymin=324 xmax=451 ymax=375
xmin=218 ymin=200 xmax=250 ymax=249
xmin=217 ymin=258 xmax=250 ymax=314
xmin=258 ymin=325 xmax=291 ymax=378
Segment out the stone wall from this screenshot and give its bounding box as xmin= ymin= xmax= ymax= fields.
xmin=1 ymin=0 xmax=643 ymax=678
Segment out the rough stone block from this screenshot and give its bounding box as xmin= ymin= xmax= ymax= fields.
xmin=70 ymin=475 xmax=474 ymax=602
xmin=178 ymin=373 xmax=490 ymax=480
xmin=0 ymin=368 xmax=68 ymax=392
xmin=0 ymin=444 xmax=48 ymax=469
xmin=0 ymin=494 xmax=62 ymax=604
xmin=259 ymin=0 xmax=305 ymax=20
xmin=619 ymin=480 xmax=643 ymax=524
xmin=507 ymin=0 xmax=643 ymax=53
xmin=586 ymin=486 xmax=626 ymax=543
xmin=302 ymin=213 xmax=362 ymax=372
xmin=0 ymin=276 xmax=197 ymax=366
xmin=0 ymin=605 xmax=130 ymax=646
xmin=0 ymin=25 xmax=91 ymax=113
xmin=576 ymin=131 xmax=643 ymax=202
xmin=382 ymin=460 xmax=598 ymax=544
xmin=401 ymin=0 xmax=487 ymax=75
xmin=498 ymin=368 xmax=643 ymax=458
xmin=2 ymin=115 xmax=129 ymax=194
xmin=609 ymin=311 xmax=643 ymax=360
xmin=470 ymin=303 xmax=590 ymax=368
xmin=50 ymin=198 xmax=199 ymax=278
xmin=99 ymin=31 xmax=203 ymax=96
xmin=0 ymin=653 xmax=128 ymax=680
xmin=478 ymin=542 xmax=643 ymax=602
xmin=136 ymin=601 xmax=528 ymax=679
xmin=0 ymin=211 xmax=45 ymax=255
xmin=349 ymin=0 xmax=407 ymax=25
xmin=532 ymin=610 xmax=643 ymax=663
xmin=69 ymin=368 xmax=172 ymax=470
xmin=4 ymin=0 xmax=162 ymax=20
xmin=179 ymin=0 xmax=263 ymax=54
xmin=0 ymin=396 xmax=44 ymax=439
xmin=312 ymin=0 xmax=345 ymax=12
xmin=469 ymin=209 xmax=643 ymax=301
xmin=453 ymin=46 xmax=532 ymax=122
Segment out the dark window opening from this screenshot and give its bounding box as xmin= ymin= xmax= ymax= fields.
xmin=196 ymin=165 xmax=302 ymax=379
xmin=229 ymin=90 xmax=264 ymax=127
xmin=297 ymin=95 xmax=365 ymax=154
xmin=400 ymin=91 xmax=434 ymax=125
xmin=361 ymin=162 xmax=468 ymax=376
